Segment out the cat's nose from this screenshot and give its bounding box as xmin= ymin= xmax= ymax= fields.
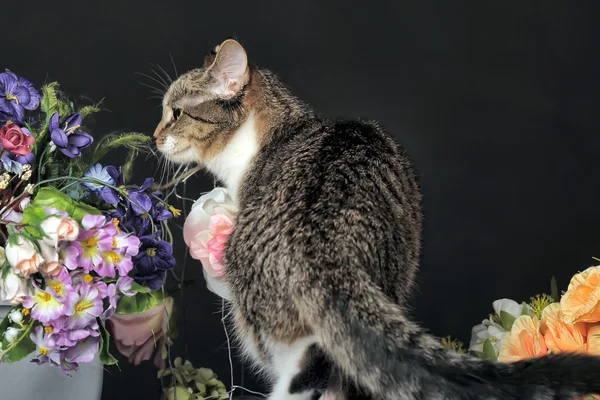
xmin=153 ymin=120 xmax=166 ymax=138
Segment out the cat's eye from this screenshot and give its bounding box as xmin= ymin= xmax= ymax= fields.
xmin=172 ymin=108 xmax=182 ymax=121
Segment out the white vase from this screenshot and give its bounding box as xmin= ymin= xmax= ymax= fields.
xmin=0 ymin=301 xmax=104 ymax=400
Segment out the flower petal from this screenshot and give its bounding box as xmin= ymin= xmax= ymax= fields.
xmin=49 ymin=112 xmax=60 ymax=131
xmin=100 ymin=187 xmax=120 ymax=204
xmin=12 ymin=85 xmax=31 ymax=108
xmin=51 ymin=129 xmax=68 ymax=147
xmin=68 ymin=132 xmax=93 ymax=148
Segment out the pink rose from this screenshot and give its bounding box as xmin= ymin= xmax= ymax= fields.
xmin=183 ymin=188 xmax=237 ymax=279
xmin=5 ymin=236 xmax=44 ymax=278
xmin=107 ymin=297 xmax=173 ymax=368
xmin=39 ymin=212 xmax=80 ymax=247
xmin=0 ymin=124 xmax=34 ymax=156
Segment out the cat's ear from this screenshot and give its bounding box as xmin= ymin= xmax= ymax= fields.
xmin=207 ymin=39 xmax=249 ymax=98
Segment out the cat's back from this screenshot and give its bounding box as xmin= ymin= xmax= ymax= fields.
xmin=229 ymin=116 xmax=422 ymax=301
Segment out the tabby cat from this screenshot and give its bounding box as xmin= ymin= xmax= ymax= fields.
xmin=153 ymin=38 xmax=600 ymax=399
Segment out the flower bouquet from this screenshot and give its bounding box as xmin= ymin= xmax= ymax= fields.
xmin=457 ymin=265 xmax=600 ymax=400
xmin=0 ymin=69 xmax=179 ymax=373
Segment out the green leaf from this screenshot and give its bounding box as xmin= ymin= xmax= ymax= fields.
xmin=98 ymin=320 xmax=118 ymax=365
xmin=500 ymin=311 xmax=517 ymax=331
xmin=550 ymin=276 xmax=559 ymax=302
xmin=0 ymin=314 xmax=36 ymax=363
xmin=115 ymin=291 xmax=163 ymax=315
xmin=40 ymin=82 xmax=59 ymax=118
xmin=78 ymin=101 xmax=104 ymax=119
xmin=57 ymin=99 xmax=73 ymax=118
xmin=482 ymin=339 xmax=497 ymax=362
xmin=23 ymin=187 xmax=101 ymax=226
xmin=88 ymin=132 xmax=151 ymax=180
xmin=130 ymin=281 xmax=153 ymax=294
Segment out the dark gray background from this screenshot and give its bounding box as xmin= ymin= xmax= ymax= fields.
xmin=4 ymin=1 xmax=600 ymax=398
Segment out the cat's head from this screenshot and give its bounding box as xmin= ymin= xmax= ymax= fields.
xmin=153 ymin=38 xmax=252 ymax=164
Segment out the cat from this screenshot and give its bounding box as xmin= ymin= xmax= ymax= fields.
xmin=153 ymin=38 xmax=600 ymax=400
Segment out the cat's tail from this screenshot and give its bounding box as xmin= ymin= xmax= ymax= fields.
xmin=294 ymin=270 xmax=600 ymax=399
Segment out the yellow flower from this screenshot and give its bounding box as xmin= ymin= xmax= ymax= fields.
xmin=169 ymin=205 xmax=182 ymax=217
xmin=561 ymin=266 xmax=600 ymax=324
xmin=498 ymin=315 xmax=548 ymax=363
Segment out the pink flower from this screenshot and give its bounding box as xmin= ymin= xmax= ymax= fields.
xmin=0 ymin=124 xmax=34 ymax=156
xmin=5 ymin=236 xmax=44 ymax=278
xmin=107 ymin=296 xmax=173 ymax=368
xmin=183 ymin=188 xmax=237 ymax=279
xmin=39 ymin=210 xmax=80 ymax=247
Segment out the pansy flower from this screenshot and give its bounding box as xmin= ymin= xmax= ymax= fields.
xmin=0 ymin=69 xmax=41 ymax=123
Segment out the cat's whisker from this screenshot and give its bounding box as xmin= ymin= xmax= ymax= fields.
xmin=137 ymin=81 xmax=165 ymax=96
xmin=135 ymin=72 xmax=169 ymax=92
xmin=168 ymin=53 xmax=179 ymax=79
xmin=152 ymin=62 xmax=174 ymax=84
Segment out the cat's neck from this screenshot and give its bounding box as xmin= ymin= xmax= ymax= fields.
xmin=204 ymin=68 xmax=314 ymax=198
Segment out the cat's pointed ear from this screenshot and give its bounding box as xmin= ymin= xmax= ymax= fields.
xmin=207 ymin=39 xmax=249 ymax=98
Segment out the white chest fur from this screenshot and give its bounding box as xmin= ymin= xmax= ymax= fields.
xmin=204 ymin=112 xmax=259 ymax=199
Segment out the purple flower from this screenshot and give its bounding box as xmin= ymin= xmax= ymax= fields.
xmin=64 ymin=336 xmax=100 ymax=364
xmin=101 ymin=166 xmax=154 ymax=215
xmin=23 ymin=286 xmax=66 ymax=324
xmin=30 ymin=326 xmax=62 ymax=366
xmin=117 ymin=276 xmax=136 ymax=296
xmin=0 ymin=69 xmax=40 ymax=123
xmin=133 ymin=236 xmax=176 ymax=290
xmin=49 ymin=112 xmax=93 ymax=158
xmin=63 ymin=215 xmax=115 ymax=273
xmin=64 ymin=283 xmax=103 ymax=330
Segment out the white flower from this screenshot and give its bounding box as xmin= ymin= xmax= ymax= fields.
xmin=5 ymin=236 xmax=43 ymax=278
xmin=0 ymin=268 xmax=30 ymax=305
xmin=4 ymin=327 xmax=20 ymax=343
xmin=8 ymin=309 xmax=23 ymax=324
xmin=469 ymin=320 xmax=507 ymax=355
xmin=39 ymin=212 xmax=80 ymax=247
xmin=492 ymin=299 xmax=522 ymax=320
xmin=469 ymin=298 xmax=525 ymax=356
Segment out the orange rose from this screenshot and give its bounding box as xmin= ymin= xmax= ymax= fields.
xmin=498 ymin=315 xmax=548 ymax=363
xmin=561 ymin=266 xmax=600 ymax=324
xmin=541 ymin=303 xmax=587 ymax=354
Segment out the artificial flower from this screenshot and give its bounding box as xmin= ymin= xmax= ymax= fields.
xmin=541 ymin=302 xmax=587 ymax=354
xmin=30 ymin=326 xmax=62 ymax=366
xmin=39 ymin=210 xmax=80 ymax=246
xmin=116 ymin=276 xmax=136 ymax=297
xmin=64 ymin=283 xmax=103 ymax=329
xmin=561 ymin=266 xmax=600 ymax=324
xmin=8 ymin=309 xmax=23 ymax=324
xmin=0 ymin=70 xmax=40 ymax=123
xmin=498 ymin=315 xmax=548 ymax=363
xmin=132 ymin=236 xmax=175 ymax=290
xmin=23 ymin=286 xmax=65 ymax=324
xmin=0 ymin=268 xmax=29 ymax=304
xmin=183 ymin=188 xmax=237 ymax=280
xmin=49 ymin=112 xmax=93 ymax=158
xmin=83 ymin=163 xmax=114 ymax=192
xmin=45 ymin=268 xmax=72 ymax=298
xmin=5 ymin=236 xmax=43 ymax=278
xmin=0 ymin=196 xmax=30 ymax=224
xmin=4 ymin=327 xmax=20 ymax=343
xmin=0 ymin=124 xmax=34 ymax=156
xmin=101 ymin=166 xmax=153 ymax=215
xmin=108 ymin=296 xmax=173 ymax=368
xmin=64 ymin=336 xmax=100 ymax=364
xmin=469 ymin=320 xmax=507 ymax=356
xmin=63 ymin=215 xmax=115 ymax=272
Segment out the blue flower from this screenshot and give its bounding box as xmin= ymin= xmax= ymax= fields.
xmin=83 ymin=163 xmax=114 ymax=192
xmin=1 ymin=152 xmax=23 ymax=176
xmin=0 ymin=70 xmax=41 ymax=123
